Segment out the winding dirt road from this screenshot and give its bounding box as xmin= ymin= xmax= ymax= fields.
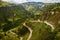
xmin=23 ymin=23 xmax=33 ymax=40
xmin=20 ymin=37 xmax=23 ymax=40
xmin=8 ymin=19 xmax=54 ymax=40
xmin=30 ymin=19 xmax=54 ymax=31
xmin=9 ymin=29 xmax=23 ymax=40
xmin=44 ymin=21 xmax=54 ymax=31
xmin=8 ymin=22 xmax=33 ymax=40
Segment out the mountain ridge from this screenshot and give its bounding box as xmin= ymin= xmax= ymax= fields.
xmin=21 ymin=2 xmax=44 ymax=5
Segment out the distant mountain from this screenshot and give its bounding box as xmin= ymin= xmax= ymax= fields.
xmin=22 ymin=2 xmax=44 ymax=5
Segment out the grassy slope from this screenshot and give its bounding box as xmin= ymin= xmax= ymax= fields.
xmin=25 ymin=22 xmax=51 ymax=40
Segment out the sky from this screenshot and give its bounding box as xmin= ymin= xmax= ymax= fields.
xmin=2 ymin=0 xmax=60 ymax=3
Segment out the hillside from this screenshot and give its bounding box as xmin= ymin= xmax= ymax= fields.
xmin=0 ymin=0 xmax=60 ymax=40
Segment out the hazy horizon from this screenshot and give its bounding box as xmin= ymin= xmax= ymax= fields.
xmin=2 ymin=0 xmax=60 ymax=4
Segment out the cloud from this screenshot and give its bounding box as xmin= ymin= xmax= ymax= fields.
xmin=2 ymin=0 xmax=60 ymax=3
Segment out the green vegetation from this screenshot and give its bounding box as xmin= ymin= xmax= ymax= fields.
xmin=26 ymin=22 xmax=51 ymax=40
xmin=0 ymin=0 xmax=60 ymax=40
